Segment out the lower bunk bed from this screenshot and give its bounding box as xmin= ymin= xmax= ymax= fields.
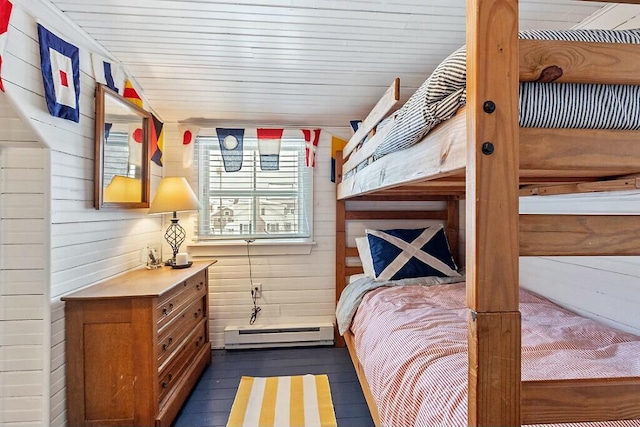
xmin=340 ymin=279 xmax=640 ymax=427
xmin=334 ymin=199 xmax=640 ymax=426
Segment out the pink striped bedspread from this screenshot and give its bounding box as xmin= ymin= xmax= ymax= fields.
xmin=351 ymin=282 xmax=640 ymax=427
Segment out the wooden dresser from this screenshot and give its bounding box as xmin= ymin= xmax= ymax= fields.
xmin=62 ymin=260 xmax=216 ymax=427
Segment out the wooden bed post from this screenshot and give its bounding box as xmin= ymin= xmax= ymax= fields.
xmin=335 ymin=150 xmax=347 ymax=348
xmin=446 ymin=196 xmax=460 ymax=267
xmin=466 ymin=0 xmax=521 ymax=425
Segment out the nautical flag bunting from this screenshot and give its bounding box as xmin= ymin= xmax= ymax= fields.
xmin=330 ymin=135 xmax=347 ymax=182
xmin=257 ymin=128 xmax=283 ymax=171
xmin=217 ymin=128 xmax=244 ymax=172
xmin=302 ymin=129 xmax=321 ymax=168
xmin=150 ymin=114 xmax=164 ymax=167
xmin=123 ymin=79 xmax=143 ymax=108
xmin=0 ymin=0 xmax=12 ymax=92
xmin=37 ymin=24 xmax=80 ymax=122
xmin=179 ymin=124 xmax=200 ymax=168
xmin=349 ymin=120 xmax=361 ymax=134
xmin=91 ymin=53 xmax=119 ymax=92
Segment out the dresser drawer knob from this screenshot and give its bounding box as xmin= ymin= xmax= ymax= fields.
xmin=162 ymin=303 xmax=174 ymax=316
xmin=196 ymin=282 xmax=203 ymax=290
xmin=161 ymin=374 xmax=173 ymax=389
xmin=162 ymin=337 xmax=173 ymax=351
xmin=195 ymin=336 xmax=204 ymax=347
xmin=194 ymin=308 xmax=202 ymax=319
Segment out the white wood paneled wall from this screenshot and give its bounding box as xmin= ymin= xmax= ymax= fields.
xmin=163 ymin=125 xmax=349 ymax=348
xmin=1 ymin=1 xmax=163 ymax=426
xmin=0 ymin=126 xmax=49 ymax=425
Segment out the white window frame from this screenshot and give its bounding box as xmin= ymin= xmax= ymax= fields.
xmin=195 ymin=131 xmax=313 ymax=243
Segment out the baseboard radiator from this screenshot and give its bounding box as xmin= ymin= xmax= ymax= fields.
xmin=224 ymin=322 xmax=334 ymax=349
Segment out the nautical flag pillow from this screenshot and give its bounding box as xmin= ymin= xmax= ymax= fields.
xmin=37 ymin=24 xmax=80 ymax=122
xmin=366 ymin=226 xmax=460 ymax=281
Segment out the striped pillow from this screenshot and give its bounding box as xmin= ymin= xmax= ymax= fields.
xmin=374 ymin=28 xmax=640 ymax=159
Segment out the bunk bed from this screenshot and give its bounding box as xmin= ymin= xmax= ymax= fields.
xmin=334 ymin=0 xmax=640 ymax=426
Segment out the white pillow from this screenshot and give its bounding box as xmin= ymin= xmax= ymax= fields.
xmin=348 ymin=273 xmax=367 ymax=284
xmin=355 ymin=236 xmax=375 ymax=278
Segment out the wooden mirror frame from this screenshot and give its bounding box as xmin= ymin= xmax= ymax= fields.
xmin=94 ymin=84 xmax=151 ymax=209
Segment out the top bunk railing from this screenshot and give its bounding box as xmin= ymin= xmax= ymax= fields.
xmin=340 ymin=40 xmax=640 ymax=196
xmin=342 ymin=78 xmax=399 ymax=159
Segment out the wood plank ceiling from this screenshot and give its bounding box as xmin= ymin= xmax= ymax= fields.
xmin=49 ymin=0 xmax=611 ymax=127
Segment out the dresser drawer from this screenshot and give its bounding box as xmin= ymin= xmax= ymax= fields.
xmin=158 ymin=319 xmax=208 ymax=405
xmin=157 ymin=295 xmax=206 ymax=367
xmin=157 ymin=270 xmax=207 ymax=329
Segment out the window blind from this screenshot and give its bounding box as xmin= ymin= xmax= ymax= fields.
xmin=196 ymin=135 xmax=313 ymax=241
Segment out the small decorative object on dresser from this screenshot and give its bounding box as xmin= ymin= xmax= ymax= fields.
xmin=62 ymin=260 xmax=216 ymax=427
xmin=144 ymin=245 xmax=163 ymax=269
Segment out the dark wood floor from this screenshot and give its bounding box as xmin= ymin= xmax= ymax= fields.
xmin=173 ymin=346 xmax=375 ymax=427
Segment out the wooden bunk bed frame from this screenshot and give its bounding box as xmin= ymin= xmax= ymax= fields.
xmin=335 ymin=0 xmax=640 ymax=425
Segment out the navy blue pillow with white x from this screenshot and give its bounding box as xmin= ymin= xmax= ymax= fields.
xmin=366 ymin=226 xmax=459 ymax=281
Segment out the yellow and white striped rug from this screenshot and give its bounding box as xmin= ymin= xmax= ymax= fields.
xmin=226 ymin=374 xmax=338 ymax=427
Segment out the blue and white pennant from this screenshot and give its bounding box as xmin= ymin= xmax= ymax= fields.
xmin=92 ymin=53 xmax=121 ymax=93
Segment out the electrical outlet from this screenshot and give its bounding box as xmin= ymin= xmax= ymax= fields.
xmin=252 ymin=283 xmax=262 ymax=298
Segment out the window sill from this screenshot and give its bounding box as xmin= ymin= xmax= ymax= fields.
xmin=187 ymin=239 xmax=315 ymax=257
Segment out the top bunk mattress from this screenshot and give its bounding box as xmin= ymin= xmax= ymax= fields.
xmin=373 ymin=29 xmax=640 ymax=160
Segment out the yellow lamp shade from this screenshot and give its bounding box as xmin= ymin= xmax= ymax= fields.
xmin=148 ymin=176 xmax=201 ymax=214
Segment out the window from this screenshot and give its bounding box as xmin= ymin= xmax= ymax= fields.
xmin=102 ymin=131 xmax=138 ymax=185
xmin=196 ymin=133 xmax=313 ymax=241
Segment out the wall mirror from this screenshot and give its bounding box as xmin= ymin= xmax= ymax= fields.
xmin=94 ymin=84 xmax=151 ymax=209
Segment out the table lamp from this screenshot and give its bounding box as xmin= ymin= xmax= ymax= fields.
xmin=148 ymin=177 xmax=201 ymax=266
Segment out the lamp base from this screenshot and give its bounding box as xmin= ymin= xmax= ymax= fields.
xmin=165 ymin=259 xmax=193 ymax=269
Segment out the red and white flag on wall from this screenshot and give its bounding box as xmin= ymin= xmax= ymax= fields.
xmin=302 ymin=129 xmax=321 ymax=168
xmin=179 ymin=124 xmax=200 ymax=168
xmin=128 ymin=123 xmax=144 ymax=167
xmin=0 ymin=0 xmax=12 ymax=92
xmin=257 ymin=128 xmax=283 ymax=171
